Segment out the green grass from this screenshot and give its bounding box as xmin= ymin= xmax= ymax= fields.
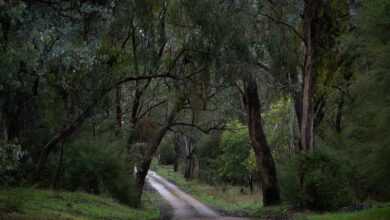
xmin=0 ymin=187 xmax=159 ymax=220
xmin=300 ymin=206 xmax=390 ymax=220
xmin=155 ymin=165 xmax=262 ymax=216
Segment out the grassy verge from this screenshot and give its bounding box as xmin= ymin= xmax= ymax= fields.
xmin=155 ymin=165 xmax=262 ymax=216
xmin=0 ymin=187 xmax=159 ymax=220
xmin=299 ymin=206 xmax=390 ymax=220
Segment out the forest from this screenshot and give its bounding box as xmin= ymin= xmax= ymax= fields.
xmin=0 ymin=0 xmax=390 ymax=220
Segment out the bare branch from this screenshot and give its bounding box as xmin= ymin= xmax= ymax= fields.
xmin=257 ymin=13 xmax=306 ymax=46
xmin=138 ymin=100 xmax=168 ymax=121
xmin=115 ymin=73 xmax=176 ymax=87
xmin=171 ymin=122 xmax=225 ymax=134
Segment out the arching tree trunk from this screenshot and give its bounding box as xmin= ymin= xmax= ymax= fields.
xmin=243 ymin=76 xmax=280 ymax=206
xmin=133 ymin=109 xmax=176 ymax=207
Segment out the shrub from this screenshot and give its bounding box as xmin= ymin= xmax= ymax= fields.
xmin=61 ymin=135 xmax=137 ymax=206
xmin=279 ymin=148 xmax=354 ymax=211
xmin=217 ymin=121 xmax=252 ymax=185
xmin=197 ymin=133 xmax=221 ymax=184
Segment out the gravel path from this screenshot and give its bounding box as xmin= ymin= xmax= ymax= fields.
xmin=147 ymin=171 xmax=250 ymax=220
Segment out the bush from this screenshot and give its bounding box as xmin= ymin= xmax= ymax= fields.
xmin=61 ymin=135 xmax=137 ymax=206
xmin=197 ymin=133 xmax=222 ymax=184
xmin=279 ymin=148 xmax=354 ymax=211
xmin=217 ymin=121 xmax=252 ymax=185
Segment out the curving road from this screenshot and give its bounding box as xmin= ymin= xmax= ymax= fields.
xmin=147 ymin=171 xmax=249 ymax=220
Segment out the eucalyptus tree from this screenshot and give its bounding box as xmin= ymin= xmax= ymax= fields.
xmin=174 ymin=0 xmax=283 ymax=205
xmin=0 ymin=0 xmax=176 ymax=183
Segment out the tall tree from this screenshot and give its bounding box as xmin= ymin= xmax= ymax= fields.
xmin=243 ymin=74 xmax=281 ymax=205
xmin=300 ymin=0 xmax=322 ymax=151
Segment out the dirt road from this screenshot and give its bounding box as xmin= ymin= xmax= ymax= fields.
xmin=147 ymin=171 xmax=249 ymax=220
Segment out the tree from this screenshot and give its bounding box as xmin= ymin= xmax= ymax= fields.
xmin=300 ymin=0 xmax=323 ymax=152
xmin=242 ymin=75 xmax=281 ymax=205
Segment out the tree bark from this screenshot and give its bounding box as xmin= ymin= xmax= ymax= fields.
xmin=301 ymin=0 xmax=321 ymax=152
xmin=116 ymin=85 xmax=122 ymax=130
xmin=335 ymin=93 xmax=344 ymax=133
xmin=243 ymin=76 xmax=280 ymax=206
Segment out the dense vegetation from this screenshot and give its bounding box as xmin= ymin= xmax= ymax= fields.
xmin=1 ymin=0 xmax=390 ymax=219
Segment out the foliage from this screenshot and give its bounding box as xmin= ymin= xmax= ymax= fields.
xmin=217 ymin=121 xmax=253 ymax=185
xmin=196 ymin=133 xmax=221 ymax=184
xmin=1 ymin=0 xmax=390 ymax=214
xmin=279 ymin=147 xmax=353 ymax=211
xmin=61 ymin=134 xmax=137 ymax=206
xmin=263 ymin=97 xmax=295 ymax=156
xmin=333 ymin=0 xmax=390 ymax=201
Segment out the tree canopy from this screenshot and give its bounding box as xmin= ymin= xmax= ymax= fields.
xmin=1 ymin=0 xmax=390 ymax=214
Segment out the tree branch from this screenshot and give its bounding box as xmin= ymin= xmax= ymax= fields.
xmin=171 ymin=122 xmax=225 ymax=134
xmin=257 ymin=13 xmax=306 ymax=46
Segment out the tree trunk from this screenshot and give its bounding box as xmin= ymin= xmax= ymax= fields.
xmin=133 ymin=108 xmax=176 ymax=207
xmin=173 ymin=140 xmax=180 ymax=172
xmin=294 ymin=91 xmax=303 ymax=133
xmin=184 ymin=155 xmax=194 ymax=180
xmin=294 ymin=93 xmax=303 ymax=151
xmin=116 ymin=85 xmax=122 ymax=130
xmin=131 ymin=88 xmax=142 ymax=126
xmin=335 ymin=93 xmax=344 ymax=133
xmin=0 ymin=109 xmax=6 ymax=141
xmin=249 ymin=175 xmax=254 ymax=194
xmin=301 ymin=0 xmax=321 ymax=152
xmin=134 ymin=158 xmax=151 ymax=208
xmin=52 ymin=141 xmax=64 ymax=189
xmin=243 ymin=76 xmax=280 ymax=206
xmin=183 ymin=137 xmax=194 ymax=180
